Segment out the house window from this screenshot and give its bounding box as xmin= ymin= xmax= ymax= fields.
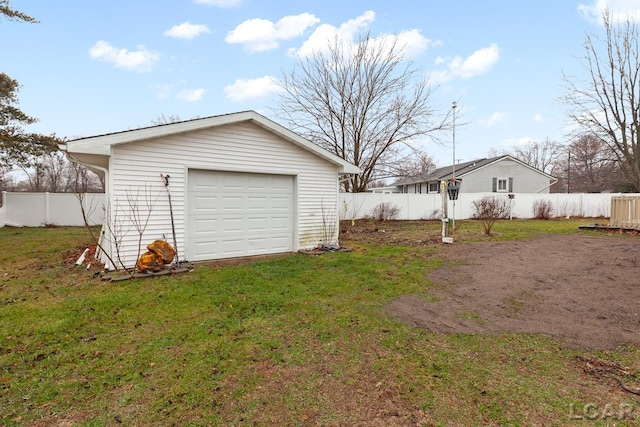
xmin=493 ymin=177 xmax=513 ymax=192
xmin=428 ymin=182 xmax=439 ymax=193
xmin=415 ymin=183 xmax=422 ymax=193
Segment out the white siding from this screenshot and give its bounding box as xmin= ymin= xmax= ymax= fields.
xmin=461 ymin=159 xmax=552 ymax=193
xmin=106 ymin=122 xmax=338 ymax=268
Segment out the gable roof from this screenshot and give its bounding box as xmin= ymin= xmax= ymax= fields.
xmin=392 ymin=155 xmax=555 ymax=186
xmin=60 ymin=110 xmax=361 ymax=174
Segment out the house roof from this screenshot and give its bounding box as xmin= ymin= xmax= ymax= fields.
xmin=392 ymin=155 xmax=555 ymax=186
xmin=60 ymin=110 xmax=361 ymax=175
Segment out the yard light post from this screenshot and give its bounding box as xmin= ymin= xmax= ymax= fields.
xmin=451 ymin=101 xmax=457 ymax=230
xmin=442 ymin=101 xmax=459 ymax=244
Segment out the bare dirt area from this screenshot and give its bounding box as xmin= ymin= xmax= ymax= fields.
xmin=390 ymin=234 xmax=640 ymax=349
xmin=343 ymin=221 xmax=640 ymax=350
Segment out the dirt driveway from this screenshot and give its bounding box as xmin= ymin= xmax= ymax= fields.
xmin=343 ymin=222 xmax=640 ymax=350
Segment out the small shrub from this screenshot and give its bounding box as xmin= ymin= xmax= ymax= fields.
xmin=369 ymin=202 xmax=400 ymax=222
xmin=533 ymin=200 xmax=554 ymax=220
xmin=471 ymin=196 xmax=510 ymax=235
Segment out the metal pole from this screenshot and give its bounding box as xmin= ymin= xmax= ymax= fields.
xmin=567 ymin=149 xmax=571 ymax=193
xmin=161 ymin=174 xmax=180 ymax=268
xmin=451 ymin=101 xmax=457 ymax=230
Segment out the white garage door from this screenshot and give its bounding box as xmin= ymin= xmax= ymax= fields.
xmin=187 ymin=169 xmax=295 ymax=261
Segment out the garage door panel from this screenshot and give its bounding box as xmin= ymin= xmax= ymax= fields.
xmin=194 ymin=241 xmax=218 ymax=257
xmin=270 ymin=236 xmax=292 ymax=251
xmin=193 ymin=218 xmax=217 ymax=233
xmin=247 ymin=237 xmax=268 ymax=251
xmin=247 ymin=196 xmax=268 ymax=211
xmin=271 ymin=196 xmax=293 ymax=211
xmin=188 ymin=170 xmax=294 ymax=261
xmin=221 ymin=239 xmax=244 ymax=256
xmin=191 ymin=170 xmax=221 ymax=190
xmin=221 ymin=174 xmax=244 ymax=190
xmin=270 ymin=216 xmax=290 ymax=230
xmin=270 ymin=175 xmax=293 ymax=191
xmin=247 ymin=217 xmax=268 ymax=232
xmin=246 ymin=175 xmax=268 ymax=190
xmin=221 ymin=195 xmax=243 ymax=211
xmin=221 ymin=218 xmax=244 ymax=233
xmin=193 ymin=195 xmax=219 ymax=211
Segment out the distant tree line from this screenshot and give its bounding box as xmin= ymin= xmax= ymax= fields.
xmin=490 ymin=135 xmax=627 ymax=194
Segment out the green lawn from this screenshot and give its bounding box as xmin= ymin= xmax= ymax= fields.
xmin=0 ymin=221 xmax=638 ymax=425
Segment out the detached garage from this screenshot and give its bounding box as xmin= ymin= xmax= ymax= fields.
xmin=61 ymin=111 xmax=360 ymax=270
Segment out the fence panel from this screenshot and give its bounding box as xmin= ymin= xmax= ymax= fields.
xmin=610 ymin=196 xmax=640 ymax=229
xmin=1 ymin=192 xmax=104 ymax=227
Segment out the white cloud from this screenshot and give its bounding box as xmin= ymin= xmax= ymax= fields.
xmin=533 ymin=114 xmax=544 ymax=122
xmin=164 ymin=21 xmax=211 ymax=40
xmin=291 ymin=11 xmax=376 ymax=57
xmin=224 ymin=75 xmax=282 ymax=102
xmin=578 ymin=0 xmax=640 ymax=23
xmin=479 ymin=112 xmax=508 ymax=128
xmin=178 ymin=88 xmax=206 ymax=102
xmin=290 ymin=11 xmax=434 ymax=61
xmin=451 ymin=44 xmax=500 ymax=78
xmin=431 ymin=44 xmax=500 ymax=83
xmin=225 ymin=13 xmax=320 ymax=52
xmin=89 ymin=40 xmax=160 ymax=73
xmin=194 ymin=0 xmax=242 ymax=7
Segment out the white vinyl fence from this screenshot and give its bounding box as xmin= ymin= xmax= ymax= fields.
xmin=0 ymin=191 xmax=631 ymax=228
xmin=340 ymin=192 xmax=631 ymax=221
xmin=0 ymin=191 xmax=104 ymax=227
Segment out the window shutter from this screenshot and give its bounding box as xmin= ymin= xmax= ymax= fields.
xmin=508 ymin=178 xmax=513 ymax=192
xmin=492 ymin=177 xmax=497 ymax=192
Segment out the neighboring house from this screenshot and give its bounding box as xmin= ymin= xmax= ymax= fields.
xmin=61 ymin=111 xmax=360 ymax=269
xmin=391 ymin=155 xmax=556 ymax=194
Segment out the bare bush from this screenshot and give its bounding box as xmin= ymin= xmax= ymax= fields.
xmin=533 ymin=199 xmax=554 ymax=220
xmin=471 ymin=196 xmax=511 ymax=235
xmin=369 ymin=202 xmax=400 ymax=222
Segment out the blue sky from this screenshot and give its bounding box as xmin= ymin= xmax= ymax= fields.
xmin=2 ymin=0 xmax=639 ymax=166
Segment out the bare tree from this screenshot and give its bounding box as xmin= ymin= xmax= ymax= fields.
xmin=275 ymin=32 xmax=447 ymax=192
xmin=552 ymin=134 xmax=621 ymax=193
xmin=19 ymin=152 xmax=104 ymax=193
xmin=0 ymin=165 xmax=17 ymax=193
xmin=65 ymin=161 xmax=104 ymax=193
xmin=40 ymin=152 xmax=67 ymax=192
xmin=389 ymin=150 xmax=437 ymax=180
xmin=510 ymin=138 xmax=563 ymax=174
xmin=562 ymin=10 xmax=640 ymax=191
